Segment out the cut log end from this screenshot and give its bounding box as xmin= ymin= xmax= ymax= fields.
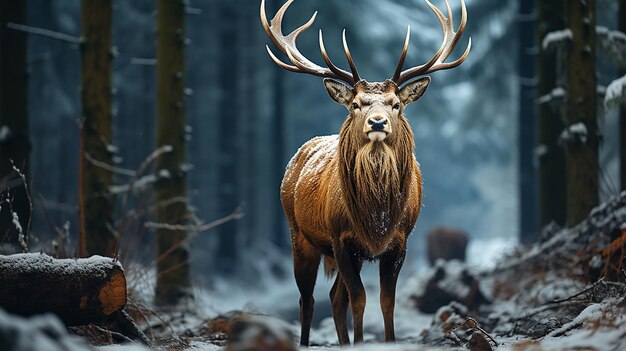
xmin=99 ymin=268 xmax=126 ymax=316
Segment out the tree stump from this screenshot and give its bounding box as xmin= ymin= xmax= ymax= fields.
xmin=0 ymin=253 xmax=126 ymax=325
xmin=426 ymin=227 xmax=469 ymax=266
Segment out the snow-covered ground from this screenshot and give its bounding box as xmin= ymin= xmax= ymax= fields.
xmin=188 ymin=236 xmax=514 ymax=336
xmin=4 ymin=234 xmax=625 ymax=351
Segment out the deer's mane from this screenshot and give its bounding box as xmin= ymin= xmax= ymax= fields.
xmin=338 ymin=115 xmax=415 ymax=251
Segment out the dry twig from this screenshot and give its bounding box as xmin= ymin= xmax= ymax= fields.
xmin=150 ymin=207 xmax=243 ymax=266
xmin=545 ymin=277 xmax=606 ymax=305
xmin=456 ymin=317 xmax=499 ymax=347
xmin=84 ymin=153 xmax=135 ymax=177
xmin=112 ymin=145 xmax=173 ymax=257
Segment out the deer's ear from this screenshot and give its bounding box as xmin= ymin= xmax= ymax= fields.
xmin=399 ymin=77 xmax=431 ymax=105
xmin=324 ymin=79 xmax=354 ymax=107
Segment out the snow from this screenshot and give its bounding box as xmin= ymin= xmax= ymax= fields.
xmin=296 ymin=135 xmax=339 ymax=182
xmin=466 ymin=236 xmax=516 ymax=270
xmin=98 ymin=346 xmax=150 ymax=351
xmin=0 ymin=253 xmax=122 ymax=280
xmin=0 ymin=308 xmax=94 ymax=351
xmin=106 ymin=143 xmax=119 ymax=154
xmin=537 ymin=87 xmax=566 ymax=105
xmin=559 ymin=122 xmax=588 ymax=145
xmin=0 ymin=125 xmax=11 ymax=142
xmin=180 ymin=163 xmax=195 ymax=173
xmin=605 ymin=74 xmax=626 ymax=110
xmin=109 ymin=173 xmax=164 ymax=194
xmin=535 ymin=299 xmax=626 ymax=351
xmin=534 ymin=144 xmax=547 ymax=160
xmin=6 ymin=236 xmax=625 ymax=351
xmin=542 ymin=29 xmax=572 ymax=50
xmin=157 ymin=169 xmax=171 ymax=179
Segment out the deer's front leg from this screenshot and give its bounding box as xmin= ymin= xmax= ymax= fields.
xmin=330 ymin=274 xmax=350 ymax=345
xmin=379 ymin=246 xmax=406 ymax=342
xmin=333 ymin=238 xmax=365 ymax=344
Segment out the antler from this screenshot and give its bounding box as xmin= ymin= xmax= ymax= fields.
xmin=392 ymin=0 xmax=471 ymax=86
xmin=261 ymin=0 xmax=361 ymax=86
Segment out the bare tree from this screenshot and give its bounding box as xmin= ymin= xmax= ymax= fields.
xmin=564 ymin=0 xmax=598 ymax=225
xmin=154 ymin=0 xmax=191 ymax=304
xmin=79 ymin=0 xmax=115 ymax=256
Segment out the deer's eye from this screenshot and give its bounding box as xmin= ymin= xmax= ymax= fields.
xmin=352 ymin=102 xmax=360 ymax=110
xmin=393 ymin=102 xmax=400 ymax=110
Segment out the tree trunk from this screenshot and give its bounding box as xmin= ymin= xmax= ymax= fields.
xmin=0 ymin=253 xmax=126 ymax=325
xmin=564 ymin=0 xmax=598 ymax=226
xmin=537 ymin=0 xmax=566 ymax=229
xmin=79 ymin=0 xmax=115 ymax=257
xmin=617 ymin=0 xmax=626 ymax=191
xmin=0 ymin=0 xmax=31 ymax=250
xmin=216 ymin=2 xmax=240 ymax=274
xmin=155 ymin=0 xmax=191 ymax=305
xmin=518 ymin=0 xmax=537 ymax=243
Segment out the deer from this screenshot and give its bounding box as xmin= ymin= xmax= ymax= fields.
xmin=426 ymin=226 xmax=469 ymax=266
xmin=260 ymin=0 xmax=470 ymax=346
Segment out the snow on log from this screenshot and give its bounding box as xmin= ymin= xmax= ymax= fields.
xmin=0 ymin=253 xmax=126 ymax=325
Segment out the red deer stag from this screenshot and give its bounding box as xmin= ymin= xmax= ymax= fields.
xmin=261 ymin=0 xmax=470 ymax=346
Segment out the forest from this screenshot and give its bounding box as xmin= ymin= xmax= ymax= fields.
xmin=0 ymin=0 xmax=625 ymax=350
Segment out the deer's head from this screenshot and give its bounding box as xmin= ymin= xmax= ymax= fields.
xmin=261 ymin=0 xmax=471 ymax=146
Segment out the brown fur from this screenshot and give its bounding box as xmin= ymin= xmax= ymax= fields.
xmin=339 ymin=101 xmax=418 ymax=255
xmin=281 ymin=80 xmax=424 ymax=345
xmin=426 ymin=227 xmax=469 ymax=266
xmin=261 ymin=0 xmax=469 ymax=344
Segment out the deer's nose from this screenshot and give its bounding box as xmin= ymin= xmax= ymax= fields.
xmin=368 ymin=116 xmax=388 ymax=131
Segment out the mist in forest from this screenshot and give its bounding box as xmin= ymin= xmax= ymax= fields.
xmin=20 ymin=0 xmax=525 ymax=273
xmin=2 ymin=0 xmax=626 ymax=349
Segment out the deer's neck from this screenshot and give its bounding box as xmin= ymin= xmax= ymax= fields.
xmin=338 ymin=126 xmax=415 ymax=244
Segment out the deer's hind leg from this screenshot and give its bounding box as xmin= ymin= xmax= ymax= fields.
xmin=292 ymin=233 xmax=321 ymax=346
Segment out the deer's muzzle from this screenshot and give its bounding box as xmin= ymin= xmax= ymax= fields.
xmin=364 ymin=115 xmax=391 ymax=141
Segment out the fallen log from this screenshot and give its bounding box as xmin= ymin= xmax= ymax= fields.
xmin=0 ymin=253 xmax=126 ymax=325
